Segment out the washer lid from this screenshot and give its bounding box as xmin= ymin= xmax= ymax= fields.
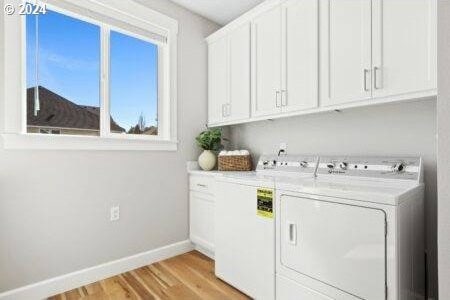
xmin=216 ymin=171 xmax=276 ymax=188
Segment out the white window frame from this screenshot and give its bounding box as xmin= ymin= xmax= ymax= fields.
xmin=39 ymin=128 xmax=61 ymax=134
xmin=1 ymin=0 xmax=178 ymax=150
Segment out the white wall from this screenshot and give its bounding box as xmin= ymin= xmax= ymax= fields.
xmin=438 ymin=0 xmax=450 ymax=298
xmin=0 ymin=0 xmax=219 ymax=292
xmin=230 ymin=99 xmax=438 ymax=298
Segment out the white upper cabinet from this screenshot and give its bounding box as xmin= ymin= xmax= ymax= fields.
xmin=208 ymin=24 xmax=251 ymax=125
xmin=228 ymin=23 xmax=251 ymax=122
xmin=206 ymin=0 xmax=437 ymax=127
xmin=319 ymin=0 xmax=372 ymax=106
xmin=281 ymin=0 xmax=319 ymax=112
xmin=320 ymin=0 xmax=437 ymax=107
xmin=208 ymin=36 xmax=228 ymax=125
xmin=252 ymin=0 xmax=319 ymax=117
xmin=251 ymin=5 xmax=283 ymax=118
xmin=372 ymin=0 xmax=437 ymax=98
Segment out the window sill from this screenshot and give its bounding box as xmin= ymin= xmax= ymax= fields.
xmin=1 ymin=133 xmax=178 ymax=151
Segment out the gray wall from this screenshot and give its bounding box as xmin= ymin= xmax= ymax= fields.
xmin=438 ymin=0 xmax=450 ymax=299
xmin=0 ymin=0 xmax=219 ymax=292
xmin=230 ymin=99 xmax=438 ymax=298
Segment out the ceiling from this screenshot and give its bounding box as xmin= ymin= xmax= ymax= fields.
xmin=168 ymin=0 xmax=265 ymax=25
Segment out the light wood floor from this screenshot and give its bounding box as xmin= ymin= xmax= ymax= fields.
xmin=48 ymin=251 xmax=250 ymax=300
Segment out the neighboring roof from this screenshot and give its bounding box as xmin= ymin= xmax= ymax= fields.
xmin=127 ymin=124 xmax=158 ymax=135
xmin=144 ymin=126 xmax=158 ymax=135
xmin=27 ymin=86 xmax=125 ymax=132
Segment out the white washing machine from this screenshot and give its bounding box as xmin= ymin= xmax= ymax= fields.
xmin=214 ymin=155 xmax=318 ymax=300
xmin=276 ymin=156 xmax=425 ymax=300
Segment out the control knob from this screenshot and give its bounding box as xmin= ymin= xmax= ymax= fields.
xmin=327 ymin=162 xmax=335 ymax=169
xmin=339 ymin=162 xmax=348 ymax=170
xmin=392 ymin=162 xmax=406 ymax=173
xmin=300 ymin=161 xmax=308 ymax=168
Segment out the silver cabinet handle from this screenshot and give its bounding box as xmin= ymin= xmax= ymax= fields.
xmin=363 ymin=69 xmax=370 ymax=92
xmin=281 ymin=90 xmax=287 ymax=106
xmin=221 ymin=104 xmax=226 ymax=117
xmin=275 ymin=91 xmax=281 ymax=108
xmin=197 ymin=183 xmax=207 ymax=188
xmin=221 ymin=103 xmax=231 ymax=117
xmin=374 ymin=66 xmax=380 ymax=89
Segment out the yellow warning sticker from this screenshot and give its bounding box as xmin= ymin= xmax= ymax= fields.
xmin=257 ymin=188 xmax=274 ymax=218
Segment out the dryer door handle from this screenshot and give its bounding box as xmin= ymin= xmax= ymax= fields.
xmin=287 ymin=222 xmax=297 ymax=245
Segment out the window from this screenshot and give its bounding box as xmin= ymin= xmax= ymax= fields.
xmin=110 ymin=31 xmax=159 ymax=136
xmin=2 ymin=0 xmax=178 ymax=150
xmin=26 ymin=9 xmax=101 ymax=136
xmin=26 ymin=7 xmax=160 ymax=137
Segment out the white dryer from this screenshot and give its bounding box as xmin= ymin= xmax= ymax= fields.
xmin=276 ymin=157 xmax=425 ymax=300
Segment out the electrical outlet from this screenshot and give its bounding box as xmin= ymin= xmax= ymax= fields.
xmin=110 ymin=206 xmax=120 ymax=221
xmin=278 ymin=142 xmax=287 ymax=155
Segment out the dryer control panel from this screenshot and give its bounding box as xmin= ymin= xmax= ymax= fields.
xmin=316 ymin=156 xmax=422 ymax=182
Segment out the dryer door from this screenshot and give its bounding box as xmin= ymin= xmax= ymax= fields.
xmin=280 ymin=195 xmax=386 ymax=299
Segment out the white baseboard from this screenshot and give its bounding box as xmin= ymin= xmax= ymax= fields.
xmin=0 ymin=240 xmax=194 ymax=300
xmin=194 ymin=245 xmax=215 ymax=260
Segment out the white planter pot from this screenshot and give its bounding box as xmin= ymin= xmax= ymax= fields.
xmin=198 ymin=150 xmax=216 ymax=171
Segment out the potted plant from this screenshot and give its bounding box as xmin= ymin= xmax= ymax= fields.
xmin=195 ymin=128 xmax=223 ymax=171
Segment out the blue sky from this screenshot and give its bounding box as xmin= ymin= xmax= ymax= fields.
xmin=26 ymin=9 xmax=158 ymax=130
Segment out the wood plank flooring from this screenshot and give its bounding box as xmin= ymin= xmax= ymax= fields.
xmin=48 ymin=251 xmax=250 ymax=300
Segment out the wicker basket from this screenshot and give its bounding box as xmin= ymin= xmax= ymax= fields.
xmin=218 ymin=155 xmax=252 ymax=171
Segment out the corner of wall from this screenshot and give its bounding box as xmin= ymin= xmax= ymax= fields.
xmin=0 ymin=0 xmax=4 ymax=133
xmin=437 ymin=0 xmax=450 ymax=298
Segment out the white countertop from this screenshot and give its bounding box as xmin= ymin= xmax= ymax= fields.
xmin=188 ymin=169 xmax=224 ymax=176
xmin=186 ymin=161 xmax=225 ymax=176
xmin=187 ymin=161 xmax=255 ymax=177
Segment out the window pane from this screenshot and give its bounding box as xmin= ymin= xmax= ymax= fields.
xmin=26 ymin=9 xmax=101 ymax=136
xmin=110 ymin=31 xmax=158 ymax=135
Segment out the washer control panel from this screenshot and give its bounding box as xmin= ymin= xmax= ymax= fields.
xmin=316 ymin=156 xmax=422 ymax=181
xmin=256 ymin=155 xmax=318 ymax=174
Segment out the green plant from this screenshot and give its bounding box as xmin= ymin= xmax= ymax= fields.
xmin=196 ymin=128 xmax=223 ymax=151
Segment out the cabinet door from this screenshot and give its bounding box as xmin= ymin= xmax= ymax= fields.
xmin=372 ymin=0 xmax=437 ymax=98
xmin=251 ymin=5 xmax=282 ymax=118
xmin=281 ymin=0 xmax=318 ymax=113
xmin=208 ymin=37 xmax=228 ymax=125
xmin=228 ymin=23 xmax=251 ymax=122
xmin=319 ymin=0 xmax=372 ymax=106
xmin=189 ymin=191 xmax=214 ymax=252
